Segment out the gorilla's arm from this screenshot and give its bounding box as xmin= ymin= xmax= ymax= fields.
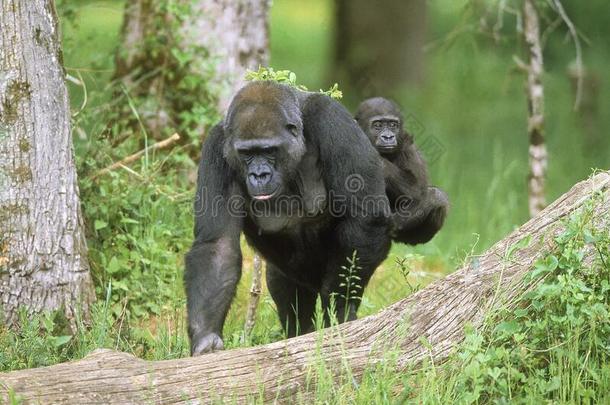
xmin=388 ymin=142 xmax=449 ymax=245
xmin=383 ymin=141 xmax=428 ymax=204
xmin=391 ymin=185 xmax=449 ymax=245
xmin=185 ymin=124 xmax=243 ymax=356
xmin=302 ymin=94 xmax=391 ymax=319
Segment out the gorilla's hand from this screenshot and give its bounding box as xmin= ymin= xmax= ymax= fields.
xmin=427 ymin=186 xmax=449 ymax=226
xmin=191 ymin=333 xmax=224 ymax=356
xmin=388 ymin=186 xmax=449 ymax=244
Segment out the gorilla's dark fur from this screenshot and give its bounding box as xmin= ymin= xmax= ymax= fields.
xmin=185 ymin=82 xmax=391 ymax=355
xmin=355 ymin=97 xmax=449 ymax=245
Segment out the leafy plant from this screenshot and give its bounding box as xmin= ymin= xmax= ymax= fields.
xmin=423 ymin=195 xmax=610 ymax=403
xmin=245 ymin=66 xmax=343 ymax=99
xmin=337 ymin=251 xmax=363 ymax=322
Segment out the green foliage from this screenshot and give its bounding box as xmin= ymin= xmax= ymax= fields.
xmin=246 ymin=66 xmax=308 ymax=90
xmin=0 ymin=310 xmax=72 ymax=371
xmin=78 ymin=147 xmax=192 ymax=319
xmin=337 ymin=251 xmax=363 ymax=321
xmin=101 ymin=0 xmax=220 ymax=143
xmin=394 ymin=253 xmax=425 ymax=294
xmin=0 ymin=296 xmax=190 ymax=372
xmin=411 ymin=195 xmax=610 ymax=403
xmin=245 ymin=66 xmax=343 ymax=99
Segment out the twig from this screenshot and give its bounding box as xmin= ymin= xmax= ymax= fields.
xmin=243 ymin=254 xmax=264 ymax=339
xmin=548 ymin=0 xmax=583 ymax=111
xmin=512 ymin=55 xmax=529 ymax=73
xmin=91 ymin=133 xmax=180 ymax=180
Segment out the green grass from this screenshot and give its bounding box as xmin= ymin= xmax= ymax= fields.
xmin=1 ymin=0 xmax=609 ymax=402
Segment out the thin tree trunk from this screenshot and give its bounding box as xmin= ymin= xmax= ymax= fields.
xmin=333 ymin=0 xmax=427 ymax=99
xmin=1 ymin=171 xmax=607 ymax=404
xmin=243 ymin=254 xmax=264 ymax=337
xmin=113 ymin=0 xmax=270 ymax=139
xmin=524 ymin=0 xmax=547 ymax=217
xmin=0 ymin=0 xmax=94 ymax=326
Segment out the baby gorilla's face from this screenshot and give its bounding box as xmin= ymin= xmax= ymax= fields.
xmin=354 ymin=97 xmax=406 ymax=157
xmin=368 ymin=116 xmax=401 ymax=155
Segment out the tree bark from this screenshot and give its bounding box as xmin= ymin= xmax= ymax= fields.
xmin=0 ymin=0 xmax=94 ymax=326
xmin=1 ymin=171 xmax=608 ymax=404
xmin=523 ymin=0 xmax=548 ymax=217
xmin=186 ymin=0 xmax=271 ymax=112
xmin=333 ymin=0 xmax=427 ymax=100
xmin=113 ymin=0 xmax=270 ymax=139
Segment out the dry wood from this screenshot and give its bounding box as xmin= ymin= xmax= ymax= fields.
xmin=91 ymin=133 xmax=180 ymax=180
xmin=0 ymin=171 xmax=608 ymax=404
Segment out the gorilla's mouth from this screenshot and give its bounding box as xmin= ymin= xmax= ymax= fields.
xmin=252 ymin=193 xmax=275 ymax=201
xmin=250 ymin=186 xmax=280 ymax=201
xmin=378 ymin=145 xmax=398 ymax=153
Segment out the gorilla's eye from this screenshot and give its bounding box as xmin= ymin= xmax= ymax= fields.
xmin=372 ymin=121 xmax=383 ymax=130
xmin=389 ymin=122 xmax=398 ymax=129
xmin=286 ymin=124 xmax=299 ymax=136
xmin=259 ymin=146 xmax=277 ymax=155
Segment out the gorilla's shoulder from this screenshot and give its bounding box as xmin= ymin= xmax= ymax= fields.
xmin=299 ymin=91 xmax=338 ymax=114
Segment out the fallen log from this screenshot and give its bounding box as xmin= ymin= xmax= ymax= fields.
xmin=1 ymin=171 xmax=608 ymax=404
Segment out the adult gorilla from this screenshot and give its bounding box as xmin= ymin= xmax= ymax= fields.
xmin=185 ymin=82 xmax=391 ymax=356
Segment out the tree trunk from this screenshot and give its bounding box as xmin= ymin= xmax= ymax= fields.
xmin=0 ymin=0 xmax=94 ymax=326
xmin=523 ymin=0 xmax=548 ymax=217
xmin=113 ymin=0 xmax=270 ymax=139
xmin=333 ymin=0 xmax=426 ymax=100
xmin=1 ymin=171 xmax=608 ymax=404
xmin=243 ymin=254 xmax=264 ymax=338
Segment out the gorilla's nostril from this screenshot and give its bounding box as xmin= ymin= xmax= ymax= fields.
xmin=249 ymin=171 xmax=272 ymax=185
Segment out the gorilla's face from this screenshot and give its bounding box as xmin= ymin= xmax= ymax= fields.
xmin=367 ymin=115 xmax=402 ymax=155
xmin=224 ymin=84 xmax=306 ymax=201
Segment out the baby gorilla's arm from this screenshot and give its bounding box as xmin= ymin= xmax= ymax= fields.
xmin=386 ymin=143 xmax=449 ymax=245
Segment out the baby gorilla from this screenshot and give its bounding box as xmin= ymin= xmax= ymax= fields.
xmin=355 ymin=97 xmax=449 ymax=245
